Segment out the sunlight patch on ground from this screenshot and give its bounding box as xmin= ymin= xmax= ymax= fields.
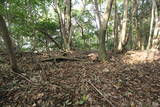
xmin=123 ymin=50 xmax=160 ymax=64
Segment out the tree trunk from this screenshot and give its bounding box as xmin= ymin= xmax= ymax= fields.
xmin=118 ymin=0 xmax=129 ymax=51
xmin=151 ymin=0 xmax=160 ymax=49
xmin=147 ymin=0 xmax=155 ymax=49
xmin=55 ymin=0 xmax=72 ymax=51
xmin=93 ymin=0 xmax=102 ymax=28
xmin=0 ymin=15 xmax=19 ymax=72
xmin=128 ymin=0 xmax=138 ymax=49
xmin=94 ymin=0 xmax=114 ymax=61
xmin=113 ymin=0 xmax=118 ymax=49
xmin=135 ymin=23 xmax=142 ymax=50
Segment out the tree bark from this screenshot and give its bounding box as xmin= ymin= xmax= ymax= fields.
xmin=94 ymin=0 xmax=114 ymax=61
xmin=0 ymin=15 xmax=19 ymax=72
xmin=128 ymin=0 xmax=138 ymax=49
xmin=93 ymin=0 xmax=102 ymax=28
xmin=113 ymin=0 xmax=118 ymax=49
xmin=118 ymin=0 xmax=129 ymax=51
xmin=55 ymin=0 xmax=72 ymax=51
xmin=147 ymin=0 xmax=155 ymax=49
xmin=147 ymin=0 xmax=160 ymax=50
xmin=151 ymin=0 xmax=160 ymax=49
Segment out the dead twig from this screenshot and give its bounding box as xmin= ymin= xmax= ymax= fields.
xmin=88 ymin=81 xmax=115 ymax=107
xmin=10 ymin=70 xmax=35 ymax=85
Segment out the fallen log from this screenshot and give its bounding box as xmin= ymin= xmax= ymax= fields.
xmin=41 ymin=56 xmax=82 ymax=62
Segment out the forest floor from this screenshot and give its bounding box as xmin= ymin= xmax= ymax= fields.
xmin=0 ymin=50 xmax=160 ymax=107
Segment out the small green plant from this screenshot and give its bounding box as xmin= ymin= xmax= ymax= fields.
xmin=78 ymin=94 xmax=89 ymax=105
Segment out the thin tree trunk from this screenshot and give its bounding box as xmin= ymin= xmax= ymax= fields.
xmin=113 ymin=0 xmax=118 ymax=49
xmin=135 ymin=22 xmax=142 ymax=49
xmin=45 ymin=39 xmax=50 ymax=52
xmin=128 ymin=0 xmax=138 ymax=49
xmin=63 ymin=0 xmax=72 ymax=51
xmin=147 ymin=0 xmax=155 ymax=49
xmin=55 ymin=0 xmax=72 ymax=51
xmin=93 ymin=0 xmax=102 ymax=28
xmin=38 ymin=29 xmax=61 ymax=49
xmin=0 ymin=15 xmax=19 ymax=72
xmin=76 ymin=21 xmax=87 ymax=47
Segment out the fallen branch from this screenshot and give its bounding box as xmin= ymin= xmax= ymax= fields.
xmin=88 ymin=81 xmax=115 ymax=107
xmin=10 ymin=70 xmax=35 ymax=85
xmin=41 ymin=56 xmax=82 ymax=62
xmin=38 ymin=29 xmax=61 ymax=49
